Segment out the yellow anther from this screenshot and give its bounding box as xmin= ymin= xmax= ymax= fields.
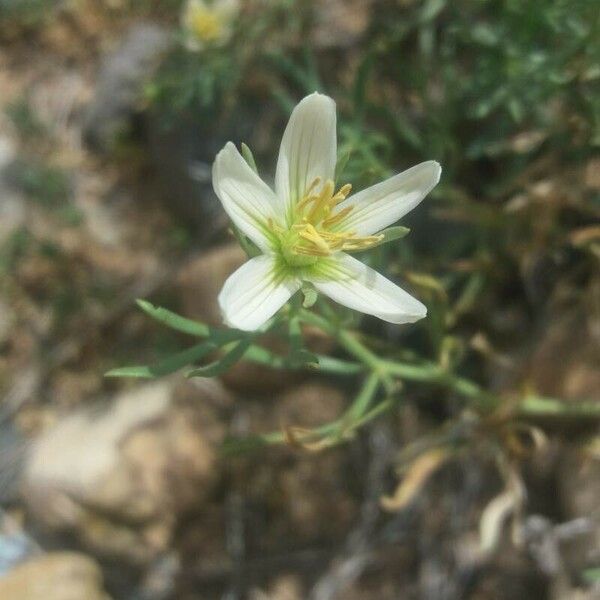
xmin=331 ymin=183 xmax=352 ymax=205
xmin=305 ymin=176 xmax=322 ymax=196
xmin=297 ymin=194 xmax=321 ymax=212
xmin=296 ymin=177 xmax=324 ymax=211
xmin=323 ymin=206 xmax=353 ymax=227
xmin=294 ymin=246 xmax=330 ymax=257
xmin=190 ymin=8 xmax=223 ymax=42
xmin=341 ymin=234 xmax=384 ymax=251
xmin=298 ymin=223 xmax=331 ymax=253
xmin=339 ymin=183 xmax=352 ymax=197
xmin=306 ymin=180 xmax=335 ymax=222
xmin=277 ymin=178 xmax=382 ymax=263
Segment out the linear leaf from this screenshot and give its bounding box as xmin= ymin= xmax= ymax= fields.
xmin=240 ymin=142 xmax=258 ymax=173
xmin=136 ymin=299 xmax=210 ymax=337
xmin=186 ymin=338 xmax=252 ymax=378
xmin=105 ymin=341 xmax=216 ymax=379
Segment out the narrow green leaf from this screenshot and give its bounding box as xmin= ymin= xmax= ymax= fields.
xmin=301 ymin=284 xmax=318 ymax=308
xmin=353 ymin=226 xmax=410 ymax=251
xmin=240 ymin=143 xmax=258 ymax=173
xmin=379 ymin=226 xmax=411 ymax=243
xmin=288 ymin=349 xmax=319 ymax=369
xmin=136 ymin=299 xmax=210 ymax=337
xmin=242 ymin=344 xmax=287 ymax=368
xmin=186 ymin=338 xmax=252 ymax=378
xmin=231 ymin=223 xmax=261 ymax=258
xmin=105 ymin=341 xmax=216 ymax=379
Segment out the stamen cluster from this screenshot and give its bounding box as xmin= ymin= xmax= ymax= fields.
xmin=270 ymin=178 xmax=383 ymax=267
xmin=190 ymin=8 xmax=223 ymax=41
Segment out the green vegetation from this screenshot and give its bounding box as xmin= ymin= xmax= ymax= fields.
xmin=8 ymin=161 xmax=71 ymax=208
xmin=0 ymin=0 xmax=60 ymax=31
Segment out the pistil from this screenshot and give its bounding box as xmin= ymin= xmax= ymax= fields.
xmin=268 ymin=178 xmax=384 ymax=267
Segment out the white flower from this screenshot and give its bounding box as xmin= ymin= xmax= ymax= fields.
xmin=181 ymin=0 xmax=239 ymax=52
xmin=213 ymin=93 xmax=441 ymax=331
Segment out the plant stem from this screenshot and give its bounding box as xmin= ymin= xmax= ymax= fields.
xmin=337 ymin=328 xmax=382 ymax=372
xmin=383 ymin=359 xmax=495 ymax=410
xmin=297 ymin=308 xmax=600 ymax=429
xmin=518 ymin=395 xmax=600 ymax=419
xmin=347 ymin=371 xmax=380 ymax=420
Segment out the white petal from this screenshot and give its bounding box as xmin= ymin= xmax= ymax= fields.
xmin=308 ymin=253 xmax=426 ymax=324
xmin=333 ymin=161 xmax=441 ymax=236
xmin=213 ymin=142 xmax=282 ymax=252
xmin=218 ymin=255 xmax=300 ymax=331
xmin=275 ymin=93 xmax=337 ymax=219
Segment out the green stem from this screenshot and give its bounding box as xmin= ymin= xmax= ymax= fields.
xmin=337 ymin=328 xmax=382 ymax=371
xmin=222 ymin=373 xmax=384 ymax=455
xmin=300 ymin=307 xmax=493 ymax=407
xmin=352 ymin=398 xmax=396 ymax=428
xmin=299 ymin=308 xmax=392 ymax=386
xmin=242 ymin=343 xmax=362 ymax=375
xmin=380 ymin=355 xmax=481 ymax=397
xmin=299 ymin=308 xmax=600 ymax=424
xmin=347 ymin=371 xmax=380 ymax=420
xmin=298 ymin=308 xmax=335 ymax=332
xmin=518 ymin=395 xmax=600 ymax=419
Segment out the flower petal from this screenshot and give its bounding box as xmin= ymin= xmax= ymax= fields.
xmin=218 ymin=255 xmax=300 ymax=331
xmin=275 ymin=92 xmax=337 ymax=219
xmin=308 ymin=253 xmax=426 ymax=324
xmin=213 ymin=142 xmax=281 ymax=252
xmin=333 ymin=161 xmax=441 ymax=236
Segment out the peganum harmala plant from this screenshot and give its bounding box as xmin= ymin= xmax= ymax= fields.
xmin=107 ymin=93 xmax=600 ymax=457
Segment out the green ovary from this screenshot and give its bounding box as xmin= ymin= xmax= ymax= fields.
xmin=278 ymin=229 xmax=320 ymax=268
xmin=266 ymin=178 xmax=382 ymax=272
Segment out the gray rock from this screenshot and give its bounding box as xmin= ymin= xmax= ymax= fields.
xmin=22 ymin=378 xmax=229 ymax=563
xmin=83 ymin=23 xmax=172 ymax=152
xmin=0 ymin=552 xmax=112 ymax=600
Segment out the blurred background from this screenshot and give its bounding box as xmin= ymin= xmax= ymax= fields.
xmin=0 ymin=0 xmax=598 ymax=598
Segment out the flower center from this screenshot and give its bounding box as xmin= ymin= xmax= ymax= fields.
xmin=189 ymin=7 xmax=223 ymax=42
xmin=269 ymin=178 xmax=383 ymax=268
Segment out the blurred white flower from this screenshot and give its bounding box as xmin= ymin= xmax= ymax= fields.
xmin=212 ymin=93 xmax=441 ymax=331
xmin=181 ymin=0 xmax=239 ymax=51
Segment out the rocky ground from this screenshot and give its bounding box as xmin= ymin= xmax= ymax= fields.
xmin=0 ymin=3 xmax=598 ymax=600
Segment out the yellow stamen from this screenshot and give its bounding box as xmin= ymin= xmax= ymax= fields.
xmin=273 ymin=178 xmax=382 ymax=264
xmin=293 ymin=246 xmax=331 ymax=257
xmin=298 ymin=223 xmax=331 ymax=253
xmin=305 ymin=176 xmax=322 ymax=196
xmin=331 ymin=183 xmax=352 ymax=205
xmin=306 ymin=180 xmax=335 ymax=222
xmin=189 ymin=8 xmax=223 ymax=42
xmin=323 ymin=206 xmax=353 ymax=227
